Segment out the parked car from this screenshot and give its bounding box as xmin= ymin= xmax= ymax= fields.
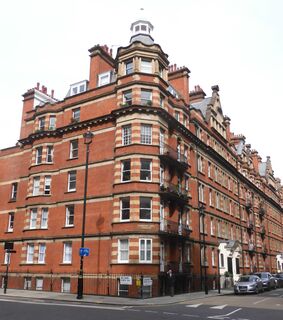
xmin=253 ymin=272 xmax=276 ymax=290
xmin=234 ymin=275 xmax=263 ymax=294
xmin=272 ymin=273 xmax=283 ymax=288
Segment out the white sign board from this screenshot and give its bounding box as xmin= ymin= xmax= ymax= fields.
xmin=120 ymin=276 xmax=132 ymax=285
xmin=143 ymin=277 xmax=152 ymax=286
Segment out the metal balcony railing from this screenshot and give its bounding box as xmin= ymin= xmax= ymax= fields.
xmin=260 ymin=226 xmax=266 ymax=236
xmin=159 ymin=143 xmax=188 ymax=166
xmin=259 ymin=206 xmax=266 ymax=218
xmin=247 ymin=220 xmax=254 ymax=231
xmin=159 ymin=183 xmax=188 ymax=204
xmin=160 ymin=218 xmax=190 ymax=238
xmin=248 ymin=242 xmax=255 ymax=252
xmin=245 ymin=199 xmax=252 ymax=210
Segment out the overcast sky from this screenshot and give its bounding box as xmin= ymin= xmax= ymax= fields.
xmin=0 ymin=0 xmax=282 ymax=181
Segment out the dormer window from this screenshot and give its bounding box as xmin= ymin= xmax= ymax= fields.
xmin=67 ymin=80 xmax=88 ymax=97
xmin=141 ymin=59 xmax=152 ymax=74
xmin=98 ymin=71 xmax=112 ymax=87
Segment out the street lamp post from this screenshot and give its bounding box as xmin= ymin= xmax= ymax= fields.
xmin=77 ymin=129 xmax=93 ymax=300
xmin=200 ymin=204 xmax=208 ymax=294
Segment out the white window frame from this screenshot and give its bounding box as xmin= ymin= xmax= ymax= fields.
xmin=141 ymin=89 xmax=152 ymax=105
xmin=72 ymin=108 xmax=80 ymax=121
xmin=38 ymin=117 xmax=45 ymax=130
xmin=122 ymin=90 xmax=132 ymax=105
xmin=35 ymin=147 xmax=43 ymax=165
xmin=121 ymin=159 xmax=131 ymax=182
xmin=70 ymin=139 xmax=79 ymax=159
xmin=48 ymin=116 xmax=56 ymax=130
xmin=30 ymin=208 xmax=37 ymax=229
xmin=122 ymin=125 xmax=132 ymax=146
xmin=160 ymin=165 xmax=164 ymax=186
xmin=7 ymin=212 xmax=14 ymax=232
xmin=63 ymin=242 xmax=72 ymax=264
xmin=98 ymin=71 xmax=111 ymax=86
xmin=11 ymin=182 xmax=18 ymax=200
xmin=38 ymin=243 xmax=46 ymax=264
xmin=27 ymin=244 xmax=34 ymax=263
xmin=211 ymin=248 xmax=215 ymax=266
xmin=68 ymin=171 xmax=77 ymax=192
xmin=118 ymin=239 xmax=129 ymax=263
xmin=125 ymin=60 xmax=133 ymax=75
xmin=140 ymin=124 xmax=152 ymax=144
xmin=44 ymin=176 xmax=51 ymax=195
xmin=210 ymin=218 xmax=214 ymax=236
xmin=140 ymin=59 xmax=152 ymax=73
xmin=120 ymin=197 xmax=130 ymax=221
xmin=198 ymin=184 xmax=205 ymax=203
xmin=140 ymin=159 xmax=152 ymax=181
xmin=32 ymin=177 xmax=40 ymax=196
xmin=46 ymin=146 xmax=53 ymax=163
xmin=41 ymin=208 xmax=48 ymax=229
xmin=65 ymin=205 xmax=75 ymax=227
xmin=139 ymin=238 xmax=152 ymax=263
xmin=139 ymin=197 xmax=152 ymax=221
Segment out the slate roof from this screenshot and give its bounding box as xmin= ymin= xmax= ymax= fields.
xmin=190 ymin=97 xmax=212 ymax=118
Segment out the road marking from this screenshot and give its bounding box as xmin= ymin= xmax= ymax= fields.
xmin=0 ymin=298 xmax=125 ymax=310
xmin=253 ymin=298 xmax=270 ymax=305
xmin=210 ymin=305 xmax=227 ymax=309
xmin=182 ymin=315 xmax=200 ymax=318
xmin=186 ymin=303 xmax=203 ymax=308
xmin=207 ymin=308 xmax=242 ymax=319
xmin=145 ymin=310 xmax=158 ymax=313
xmin=127 ymin=309 xmax=141 ymax=312
xmin=163 ymin=312 xmax=178 ymax=315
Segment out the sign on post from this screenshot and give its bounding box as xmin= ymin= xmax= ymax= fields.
xmin=120 ymin=276 xmax=132 ymax=285
xmin=79 ymin=248 xmax=90 ymax=257
xmin=143 ymin=277 xmax=152 ymax=286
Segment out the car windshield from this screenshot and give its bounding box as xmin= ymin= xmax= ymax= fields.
xmin=239 ymin=276 xmax=254 ymax=282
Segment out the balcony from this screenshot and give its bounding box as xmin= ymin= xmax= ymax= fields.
xmin=245 ymin=199 xmax=252 ymax=210
xmin=259 ymin=206 xmax=266 ymax=219
xmin=248 ymin=242 xmax=255 ymax=254
xmin=262 ymin=245 xmax=268 ymax=257
xmin=159 ymin=183 xmax=188 ymax=206
xmin=159 ymin=218 xmax=190 ymax=238
xmin=260 ymin=226 xmax=266 ymax=238
xmin=247 ymin=220 xmax=254 ymax=233
xmin=159 ymin=144 xmax=188 ymax=171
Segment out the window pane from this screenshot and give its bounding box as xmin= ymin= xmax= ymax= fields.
xmin=141 ymin=59 xmax=152 ymax=73
xmin=122 ymin=125 xmax=132 ymax=145
xmin=141 ymin=124 xmax=152 ymax=144
xmin=140 ymin=197 xmax=151 ymax=220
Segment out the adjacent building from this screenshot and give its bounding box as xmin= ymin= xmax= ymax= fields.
xmin=0 ymin=19 xmax=282 ymax=297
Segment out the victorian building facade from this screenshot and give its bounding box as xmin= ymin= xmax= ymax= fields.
xmin=0 ymin=19 xmax=282 ymax=297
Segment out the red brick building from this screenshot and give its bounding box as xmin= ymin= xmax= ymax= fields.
xmin=0 ymin=19 xmax=282 ymax=297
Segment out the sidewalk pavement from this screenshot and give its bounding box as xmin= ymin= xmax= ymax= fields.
xmin=0 ymin=288 xmax=234 ymax=306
